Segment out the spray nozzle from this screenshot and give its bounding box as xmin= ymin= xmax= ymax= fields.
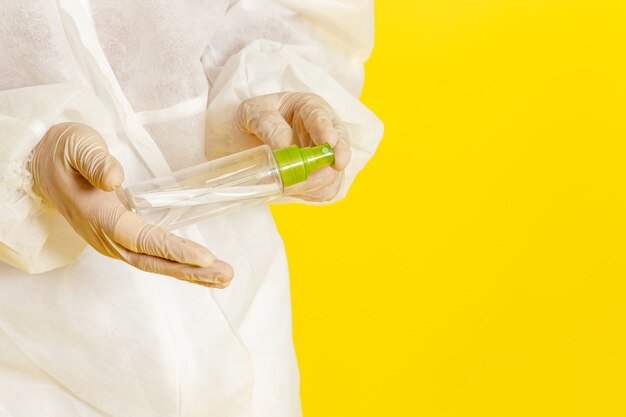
xmin=272 ymin=144 xmax=335 ymax=188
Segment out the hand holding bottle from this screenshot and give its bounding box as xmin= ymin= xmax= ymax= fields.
xmin=29 ymin=122 xmax=233 ymax=288
xmin=232 ymin=92 xmax=351 ymax=202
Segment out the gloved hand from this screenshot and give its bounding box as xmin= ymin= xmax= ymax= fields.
xmin=233 ymin=92 xmax=351 ymax=201
xmin=29 ymin=122 xmax=233 ymax=288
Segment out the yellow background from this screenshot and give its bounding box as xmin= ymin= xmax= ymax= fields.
xmin=270 ymin=1 xmax=626 ymax=416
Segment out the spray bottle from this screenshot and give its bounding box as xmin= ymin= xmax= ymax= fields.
xmin=117 ymin=143 xmax=334 ymax=229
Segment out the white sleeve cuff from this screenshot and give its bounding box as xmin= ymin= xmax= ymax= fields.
xmin=0 ymin=83 xmax=116 ymax=273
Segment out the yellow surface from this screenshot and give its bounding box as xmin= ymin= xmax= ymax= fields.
xmin=270 ymin=1 xmax=626 ymax=416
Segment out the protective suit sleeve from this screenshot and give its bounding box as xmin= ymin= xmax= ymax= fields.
xmin=0 ymin=83 xmax=117 ymax=273
xmin=203 ymin=0 xmax=384 ymax=205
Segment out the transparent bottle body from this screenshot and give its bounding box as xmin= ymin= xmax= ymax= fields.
xmin=119 ymin=145 xmax=283 ymax=229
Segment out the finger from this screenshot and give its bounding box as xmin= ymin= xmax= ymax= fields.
xmin=236 ymin=99 xmax=294 ymax=149
xmin=297 ymin=96 xmax=338 ymax=147
xmin=330 ymin=121 xmax=351 ymax=171
xmin=63 ymin=123 xmax=125 ymax=191
xmin=116 ymin=244 xmax=234 ymax=287
xmin=291 ymin=94 xmax=350 ymax=169
xmin=284 ymin=166 xmax=339 ymax=196
xmin=113 ymin=211 xmax=216 ymax=267
xmin=290 ymin=114 xmax=311 ymax=148
xmin=297 ymin=171 xmax=345 ymax=202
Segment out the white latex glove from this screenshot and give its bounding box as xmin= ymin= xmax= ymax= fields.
xmin=29 ymin=123 xmax=233 ymax=288
xmin=233 ymin=92 xmax=351 ymax=201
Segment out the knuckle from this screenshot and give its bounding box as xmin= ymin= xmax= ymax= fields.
xmin=260 ymin=110 xmax=282 ymax=123
xmin=248 ymin=110 xmax=276 ymax=134
xmin=254 ymin=111 xmax=278 ymax=130
xmin=238 ymin=98 xmax=257 ymax=116
xmin=299 ymin=92 xmax=326 ymax=106
xmin=300 ymin=101 xmax=327 ymax=118
xmin=237 ymin=100 xmax=262 ymax=128
xmin=309 ymin=109 xmax=332 ymax=126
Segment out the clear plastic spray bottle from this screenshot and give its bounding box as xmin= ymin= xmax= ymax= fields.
xmin=117 ymin=143 xmax=335 ymax=229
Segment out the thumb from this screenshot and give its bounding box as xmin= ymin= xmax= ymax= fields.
xmin=64 ymin=123 xmax=125 ymax=191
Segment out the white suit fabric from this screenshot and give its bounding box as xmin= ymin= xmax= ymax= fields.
xmin=0 ymin=1 xmax=383 ymax=416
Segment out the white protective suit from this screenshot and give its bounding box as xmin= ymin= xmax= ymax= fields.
xmin=0 ymin=1 xmax=382 ymax=416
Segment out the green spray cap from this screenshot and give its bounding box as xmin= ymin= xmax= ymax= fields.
xmin=272 ymin=144 xmax=335 ymax=188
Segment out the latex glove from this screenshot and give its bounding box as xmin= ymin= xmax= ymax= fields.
xmin=29 ymin=122 xmax=233 ymax=288
xmin=233 ymin=92 xmax=351 ymax=201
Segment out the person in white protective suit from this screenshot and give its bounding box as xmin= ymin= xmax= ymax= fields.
xmin=0 ymin=1 xmax=382 ymax=416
